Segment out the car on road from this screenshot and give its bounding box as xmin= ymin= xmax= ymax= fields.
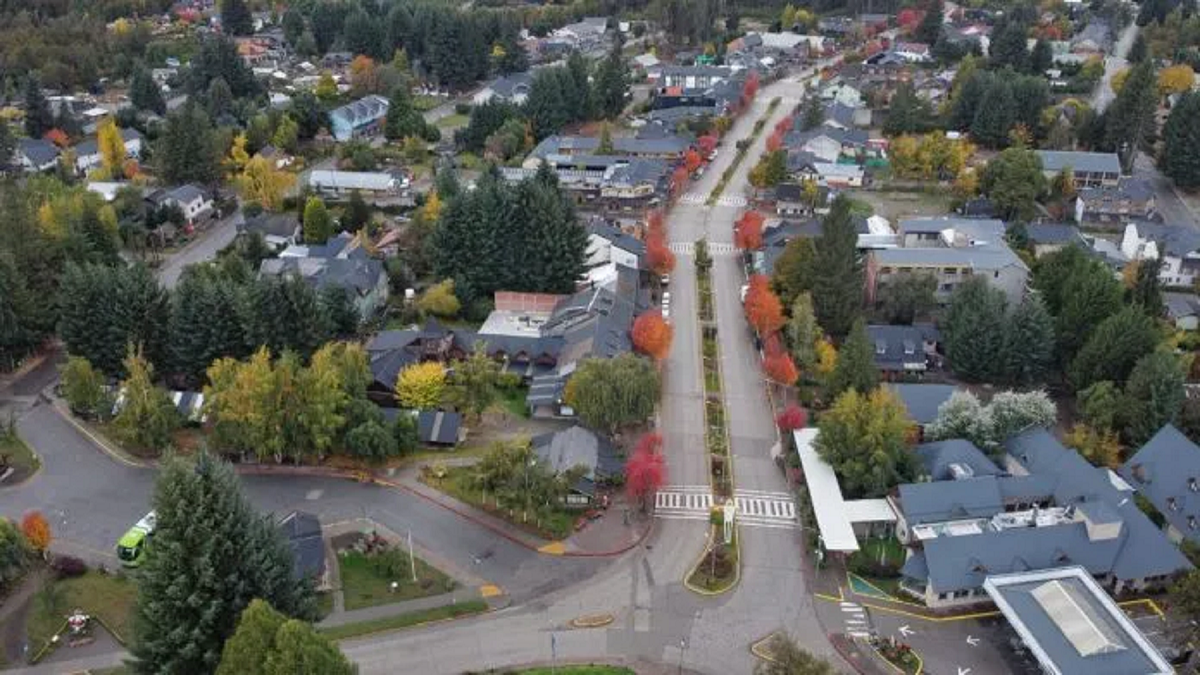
xmin=740 ymin=284 xmax=749 ymax=303
xmin=117 ymin=511 xmax=157 ymax=568
xmin=660 ymin=274 xmax=670 ymax=287
xmin=662 ymin=291 xmax=671 ymax=319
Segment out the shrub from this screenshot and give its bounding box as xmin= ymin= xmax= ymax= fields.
xmin=454 ymin=102 xmax=471 ymax=115
xmin=51 ymin=555 xmax=87 ymax=579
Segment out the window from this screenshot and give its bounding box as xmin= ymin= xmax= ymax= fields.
xmin=903 ymin=340 xmax=916 ymax=355
xmin=875 ymin=340 xmax=887 ymax=355
xmin=880 ymin=267 xmax=893 ymax=274
xmin=1190 ymin=478 xmax=1198 ymax=492
xmin=1169 ymin=497 xmax=1180 ymax=512
xmin=942 ymin=267 xmax=958 ymax=275
xmin=1189 ymin=516 xmax=1197 ymax=530
xmin=993 ymin=270 xmax=1000 ymax=279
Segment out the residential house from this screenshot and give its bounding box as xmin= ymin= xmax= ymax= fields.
xmin=18 ymin=138 xmax=59 ymax=173
xmin=259 ymin=232 xmax=389 ymax=319
xmin=1035 ymin=150 xmax=1121 ymax=188
xmin=1076 ymin=178 xmax=1155 ymax=222
xmin=308 ymin=170 xmax=404 ymax=197
xmin=1121 ymin=425 xmax=1200 ymax=544
xmin=653 ymin=65 xmax=733 ymax=89
xmin=329 ymin=95 xmax=390 ymax=142
xmin=147 ymin=185 xmax=213 ymax=224
xmin=553 ymin=16 xmax=609 ymax=51
xmin=257 ymin=145 xmax=293 ymax=169
xmin=793 ymin=161 xmax=865 ymax=188
xmin=866 ymin=324 xmax=942 ymax=376
xmin=1120 ymin=222 xmax=1200 ymax=286
xmin=867 ymin=218 xmax=1029 ymax=305
xmin=1071 ymin=21 xmax=1112 ymax=54
xmin=587 ymin=219 xmax=644 ymax=270
xmin=473 ymin=71 xmax=534 ymax=106
xmin=239 ymin=212 xmax=301 ymax=250
xmin=277 ymin=511 xmax=328 ymax=587
xmin=417 ymin=410 xmax=463 ymax=447
xmin=506 ymin=155 xmax=668 ymax=211
xmin=1025 ymin=223 xmax=1085 ymax=258
xmin=73 ymin=128 xmax=143 ymax=175
xmin=755 ymin=214 xmax=893 ymax=275
xmin=773 ymin=182 xmax=829 ymax=216
xmin=893 ymin=41 xmax=932 ymax=62
xmin=532 ymin=425 xmax=624 ymax=507
xmin=892 ymin=385 xmax=960 ymax=438
xmin=1164 ymin=292 xmax=1200 ymax=330
xmin=820 ymin=81 xmax=865 ymax=108
xmin=823 ymin=102 xmax=872 ymax=129
xmin=891 ymin=429 xmax=1191 ymax=608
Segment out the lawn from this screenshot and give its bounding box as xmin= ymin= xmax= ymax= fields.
xmin=0 ymin=429 xmax=39 ymax=483
xmin=494 ymin=386 xmax=531 ymax=419
xmin=320 ymin=599 xmax=487 ymax=641
xmin=27 ymin=571 xmax=138 ymax=654
xmin=436 ymin=113 xmax=469 ymax=128
xmin=429 ymin=466 xmax=575 ymax=540
xmin=413 ymin=94 xmax=445 ymax=111
xmin=338 ymin=549 xmax=456 ymax=611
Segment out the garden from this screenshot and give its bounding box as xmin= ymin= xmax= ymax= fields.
xmin=873 ymin=637 xmax=921 ymax=674
xmin=333 ymin=531 xmax=457 ymax=611
xmin=27 ymin=569 xmax=137 ymax=663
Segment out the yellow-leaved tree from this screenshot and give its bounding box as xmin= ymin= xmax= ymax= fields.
xmin=396 ymin=362 xmax=446 ymax=409
xmin=96 ymin=118 xmax=127 ymax=180
xmin=236 ymin=155 xmax=295 ymax=211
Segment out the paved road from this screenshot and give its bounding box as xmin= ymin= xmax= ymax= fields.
xmin=1092 ymin=21 xmax=1139 ymax=113
xmin=1134 ymin=150 xmax=1200 ymax=227
xmin=154 ymin=210 xmax=244 ymax=288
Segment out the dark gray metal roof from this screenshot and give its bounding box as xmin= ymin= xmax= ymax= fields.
xmin=241 ymin=212 xmax=301 ymax=239
xmin=1127 ymin=222 xmax=1200 ymax=258
xmin=892 ymin=384 xmax=960 ymax=427
xmin=915 ymin=438 xmax=1000 ymax=480
xmin=18 ymin=138 xmax=59 ymax=165
xmin=865 ymin=324 xmax=939 ymax=371
xmin=417 ymin=410 xmax=461 ymax=445
xmin=1027 ymin=224 xmax=1084 ymax=246
xmin=330 ymin=94 xmax=389 ymax=129
xmin=1036 ymin=150 xmax=1120 ymax=175
xmin=1120 ymin=424 xmax=1200 ymax=543
xmin=277 ymin=511 xmax=324 ymax=580
xmin=531 ymin=424 xmax=622 ymax=480
xmin=898 ymin=476 xmax=1004 ymax=525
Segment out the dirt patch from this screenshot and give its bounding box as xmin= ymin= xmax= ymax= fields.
xmin=854 ymin=189 xmax=954 ymax=222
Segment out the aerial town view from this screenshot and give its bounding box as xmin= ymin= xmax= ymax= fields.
xmin=2 ymin=0 xmax=1200 ymax=672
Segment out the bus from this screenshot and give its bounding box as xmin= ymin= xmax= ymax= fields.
xmin=116 ymin=511 xmax=157 ymax=568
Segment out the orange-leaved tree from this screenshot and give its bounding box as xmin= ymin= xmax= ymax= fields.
xmin=631 ymin=310 xmax=674 ymax=360
xmin=684 ymin=149 xmax=702 ymax=174
xmin=646 ymin=209 xmax=665 ymax=236
xmin=646 ymin=232 xmax=677 ymax=275
xmin=21 ymin=510 xmax=51 ymax=553
xmin=744 ymin=274 xmax=785 ymax=335
xmin=697 ymin=134 xmax=718 ymax=156
xmin=763 ymin=333 xmax=800 ymax=385
xmin=765 ymin=130 xmax=784 ymax=153
xmin=734 ymin=210 xmax=765 ymax=250
xmin=670 ymin=166 xmax=690 ymax=197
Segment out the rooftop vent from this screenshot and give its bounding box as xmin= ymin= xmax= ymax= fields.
xmin=948 ymin=463 xmax=975 ymax=480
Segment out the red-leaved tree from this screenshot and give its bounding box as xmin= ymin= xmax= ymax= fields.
xmin=764 ymin=351 xmax=800 ymax=385
xmin=744 ymin=274 xmax=785 ymax=335
xmin=743 ymin=71 xmax=760 ymax=100
xmin=631 ymin=310 xmax=674 ymax=360
xmin=774 ymin=116 xmax=794 ymax=135
xmin=684 ymin=149 xmax=702 ymax=174
xmin=627 ymin=432 xmax=667 ymax=511
xmin=697 ymin=134 xmax=718 ymax=156
xmin=898 ymin=8 xmax=921 ymax=30
xmin=670 ymin=166 xmax=690 ymax=198
xmin=734 ymin=211 xmax=765 ymax=250
xmin=776 ymin=404 xmax=809 ymax=431
xmin=647 ymin=209 xmax=665 ymax=236
xmin=765 ymin=130 xmax=784 ymax=153
xmin=646 ymin=232 xmax=676 ymax=275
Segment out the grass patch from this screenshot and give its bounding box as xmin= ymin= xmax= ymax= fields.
xmin=338 ymin=549 xmax=456 ymax=611
xmin=517 ymin=667 xmax=636 ymax=674
xmin=413 ymin=94 xmax=445 ymax=112
xmin=316 ymin=591 xmax=335 ymax=619
xmin=27 ymin=571 xmax=137 ymax=654
xmin=426 ymin=466 xmax=574 ymax=540
xmin=686 ymin=530 xmax=739 ymax=593
xmin=320 ymin=599 xmax=488 ymax=641
xmin=494 ymin=386 xmax=531 ymax=419
xmin=436 ymin=113 xmax=469 ymax=128
xmin=0 ymin=430 xmax=40 ymax=482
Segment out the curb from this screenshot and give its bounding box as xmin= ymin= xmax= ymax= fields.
xmin=683 ymin=524 xmax=741 ymax=596
xmin=51 ymin=402 xmax=149 ymax=469
xmin=569 ymin=613 xmax=615 ymax=628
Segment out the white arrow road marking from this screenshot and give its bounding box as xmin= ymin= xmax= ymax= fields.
xmin=966 ymin=635 xmax=980 ymax=646
xmin=958 ymin=668 xmax=972 ymax=675
xmin=898 ymin=625 xmax=913 ymax=637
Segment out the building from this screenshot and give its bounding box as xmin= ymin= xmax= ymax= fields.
xmin=889 ymin=383 xmax=958 ymax=429
xmin=893 ymin=41 xmax=932 ymax=62
xmin=417 ymin=410 xmax=463 ymax=446
xmin=239 ymin=212 xmax=301 ymax=250
xmin=984 ymin=567 xmax=1174 ymax=675
xmin=793 ymin=161 xmax=865 ymax=188
xmin=1026 ymin=224 xmax=1086 ymax=258
xmin=586 ymin=220 xmax=644 ymax=270
xmin=866 ymin=324 xmax=942 ymax=376
xmin=308 ymin=170 xmax=403 ymax=197
xmin=259 ymin=233 xmax=389 ymax=319
xmin=277 ymin=511 xmax=327 ymax=586
xmin=867 ymin=218 xmax=1029 ymax=305
xmin=532 ymin=425 xmax=624 ymax=506
xmin=17 ymin=138 xmax=59 ymax=173
xmin=891 ymin=429 xmax=1192 ymax=608
xmin=505 ymin=156 xmax=668 ymax=211
xmin=1120 ymin=424 xmax=1200 ymax=544
xmin=73 ymin=128 xmax=143 ymax=175
xmin=1076 ymin=178 xmax=1155 ymax=222
xmin=528 ymin=132 xmax=689 ymax=161
xmin=1119 ymin=222 xmax=1200 ymax=287
xmin=473 ymin=72 xmax=533 ymax=105
xmin=148 ymin=185 xmax=213 ymax=224
xmin=1035 ymin=151 xmax=1121 ymax=188
xmin=329 ymin=95 xmax=390 ymax=142
xmin=1164 ymin=292 xmax=1200 ymax=330
xmin=652 ymin=65 xmax=734 ymax=89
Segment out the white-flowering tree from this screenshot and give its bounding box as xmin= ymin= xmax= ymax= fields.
xmin=925 ymin=391 xmax=993 ymax=449
xmin=989 ymin=390 xmax=1057 ymax=441
xmin=926 ymin=390 xmax=1057 ymax=452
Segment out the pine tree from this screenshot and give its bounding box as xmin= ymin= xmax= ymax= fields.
xmin=130 ymin=66 xmax=166 ymax=115
xmin=1055 ymin=260 xmax=1124 ymax=363
xmin=566 ymin=51 xmax=594 ymax=122
xmin=343 ymin=8 xmax=386 ymax=59
xmin=156 ymin=103 xmax=220 ymax=185
xmin=1124 ymin=351 xmax=1185 ymax=444
xmin=1070 ymin=306 xmax=1161 ymax=391
xmin=220 ymin=0 xmax=253 ymax=35
xmin=1129 ymin=257 xmax=1165 ymax=314
xmin=1002 ymin=294 xmax=1054 ymax=386
xmin=800 ymin=95 xmax=824 ymax=131
xmin=526 ymin=67 xmax=570 ymax=140
xmin=827 ymin=319 xmax=879 ymax=396
xmin=810 ymin=196 xmax=863 ymax=340
xmin=1029 ymin=39 xmax=1053 ymax=74
xmin=1129 ymin=33 xmax=1148 ymax=64
xmin=282 ymin=8 xmax=306 ymax=47
xmin=883 ymin=82 xmax=932 ymax=136
xmin=989 ymin=20 xmax=1028 ymax=71
xmin=169 ymin=269 xmax=249 ymax=384
xmin=130 ymin=454 xmax=316 ymax=674
xmin=916 ymin=0 xmax=944 ymax=45
xmin=1161 ymin=92 xmax=1200 ymax=189
xmin=23 ymin=75 xmax=52 ymax=139
xmin=244 ymin=276 xmax=331 ymax=358
xmin=970 ymin=79 xmax=1015 ymax=148
xmin=320 ymin=285 xmax=360 ymax=337
xmin=1104 ymin=61 xmax=1158 ymax=169
xmin=302 ymin=197 xmax=333 ymax=244
xmin=943 ymin=276 xmax=1008 ymax=382
xmin=594 ymin=43 xmax=629 ymax=120
xmin=59 ymin=263 xmax=169 ymax=377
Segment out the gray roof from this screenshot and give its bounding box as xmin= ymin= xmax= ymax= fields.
xmin=1036 ymin=150 xmax=1120 ymax=175
xmin=1129 ymin=222 xmax=1200 ymax=258
xmin=1078 ymin=177 xmax=1154 ymax=205
xmin=487 ymin=72 xmax=533 ymax=99
xmin=1120 ymin=424 xmax=1200 ymax=543
xmin=784 ymin=125 xmax=870 ymax=150
xmin=259 ymin=255 xmax=385 ymax=296
xmin=19 ymin=138 xmax=59 ymax=165
xmin=589 ymin=219 xmax=646 ymax=257
xmin=330 ymin=95 xmax=389 ymax=129
xmin=1027 ymin=224 xmax=1084 ymax=246
xmin=531 ymin=133 xmax=689 ymax=158
xmin=873 ymin=245 xmax=1023 ymax=270
xmin=532 ymin=424 xmax=622 ymax=496
xmin=865 ymin=323 xmax=939 ymax=371
xmin=241 ymin=212 xmax=301 ymax=240
xmin=1164 ymin=292 xmax=1200 ymax=320
xmin=915 ymin=439 xmax=1000 ymax=481
xmin=891 ymin=384 xmax=960 ymax=426
xmin=277 ymin=511 xmax=324 ymax=579
xmin=417 ymin=410 xmax=461 ymax=445
xmin=898 ymin=476 xmax=1004 ymax=524
xmin=166 ymin=184 xmax=206 ymax=204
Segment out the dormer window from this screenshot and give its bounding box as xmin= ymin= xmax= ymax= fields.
xmin=1190 ymin=478 xmax=1199 ymax=493
xmin=1190 ymin=516 xmax=1197 ymax=530
xmin=875 ymin=340 xmax=887 ymax=356
xmin=903 ymin=340 xmax=916 ymax=355
xmin=1169 ymin=497 xmax=1180 ymax=512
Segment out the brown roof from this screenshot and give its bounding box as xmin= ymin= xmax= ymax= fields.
xmin=494 ymin=291 xmax=565 ymax=313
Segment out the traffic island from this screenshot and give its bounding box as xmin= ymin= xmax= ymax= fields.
xmin=684 ymin=523 xmax=739 ymax=594
xmin=707 ymin=96 xmax=782 ymax=205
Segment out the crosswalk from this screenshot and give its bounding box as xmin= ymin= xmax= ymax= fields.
xmin=840 ymin=601 xmax=871 ymax=640
xmin=678 ymin=192 xmax=707 ymax=205
xmin=669 ymin=241 xmax=738 ymax=255
xmin=654 ymin=485 xmax=798 ymax=530
xmin=676 ymin=193 xmax=749 ymax=208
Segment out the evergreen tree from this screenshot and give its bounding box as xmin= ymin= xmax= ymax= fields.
xmin=344 ymin=190 xmax=371 ymax=231
xmin=129 ymin=454 xmax=316 ymax=674
xmin=343 ymin=8 xmax=386 ymax=60
xmin=594 ymin=44 xmax=629 ymax=120
xmin=0 ymin=253 xmax=38 ymax=371
xmin=169 ymin=268 xmax=249 ymax=384
xmin=525 ymin=67 xmax=570 ymax=140
xmin=282 ymin=8 xmax=306 ymax=47
xmin=1129 ymin=257 xmax=1165 ymax=314
xmin=302 ymin=197 xmax=333 ymax=244
xmin=566 ymin=51 xmax=594 ymax=122
xmin=916 ymin=0 xmax=944 ymax=45
xmin=456 ymin=101 xmax=520 ymax=153
xmin=1054 ymin=259 xmax=1124 ymax=362
xmin=1029 ymin=39 xmax=1053 ymax=74
xmin=970 ymin=79 xmax=1015 ymax=148
xmin=220 ymin=0 xmax=253 ymax=35
xmin=1123 ymin=351 xmax=1185 ymax=445
xmin=310 ymin=0 xmax=348 ymax=55
xmin=827 ymin=319 xmax=879 ymax=397
xmin=1129 ymin=33 xmax=1148 ymax=63
xmin=59 ymin=263 xmax=169 ymax=377
xmin=1011 ymin=75 xmax=1049 ymax=135
xmin=320 ymin=285 xmax=360 ymax=337
xmin=188 ymin=35 xmax=260 ymax=99
xmin=943 ymin=276 xmax=1007 ymax=382
xmin=384 ymin=85 xmax=425 ymax=141
xmin=206 ymin=77 xmax=233 ymax=120
xmin=243 ymin=276 xmax=331 ymax=358
xmin=800 ymin=95 xmax=824 ymax=131
xmin=130 ymin=66 xmax=166 ymax=115
xmin=810 ymin=196 xmax=863 ymax=340
xmin=875 ymin=273 xmax=936 ymax=324
xmin=1002 ymin=294 xmax=1054 ymax=386
xmin=990 ymin=20 xmax=1029 ymax=71
xmin=981 ymin=146 xmax=1046 ymax=220
xmin=1161 ymin=92 xmax=1200 ymax=189
xmin=1070 ymin=306 xmax=1161 ymax=391
xmin=1104 ymin=61 xmax=1157 ymax=169
xmin=23 ymin=75 xmax=52 ymax=139
xmin=289 ymin=93 xmax=325 ymax=140
xmin=883 ymin=82 xmax=932 ymax=136
xmin=949 ymin=69 xmax=991 ymax=130
xmin=0 ymin=121 xmax=11 ymax=168
xmin=156 ymin=103 xmax=221 ymax=185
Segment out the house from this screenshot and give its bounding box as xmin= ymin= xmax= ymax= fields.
xmin=1071 ymin=21 xmax=1111 ymax=54
xmin=239 ymin=212 xmax=301 ymax=250
xmin=73 ymin=128 xmax=143 ymax=175
xmin=798 ymin=162 xmax=865 ymax=188
xmin=784 ymin=124 xmax=879 ymax=165
xmin=867 ymin=218 xmax=1029 ymax=305
xmin=1035 ymin=150 xmax=1121 ymax=188
xmin=893 ymin=42 xmax=932 ymax=62
xmin=819 ymin=82 xmax=864 ymax=108
xmin=1076 ymin=178 xmax=1155 ymax=222
xmin=528 ymin=132 xmax=689 ymax=161
xmin=1164 ymin=292 xmax=1200 ymax=330
xmin=866 ymin=324 xmax=942 ymax=376
xmin=506 ymin=156 xmax=669 ymax=211
xmin=1025 ymin=223 xmax=1085 ymax=258
xmin=259 ymin=233 xmax=389 ymax=319
xmin=587 ymin=219 xmax=644 ymax=269
xmin=532 ymin=425 xmax=624 ymax=506
xmin=417 ymin=410 xmax=463 ymax=446
xmin=653 ymin=65 xmax=733 ymax=89
xmin=148 ymin=185 xmax=213 ymax=224
xmin=277 ymin=511 xmax=327 ymax=585
xmin=329 ymin=95 xmax=390 ymax=142
xmin=1121 ymin=425 xmax=1200 ymax=544
xmin=1120 ymin=222 xmax=1200 ymax=286
xmin=823 ymin=102 xmax=872 ymax=129
xmin=18 ymin=139 xmax=59 ymax=173
xmin=890 ymin=429 xmax=1192 ymax=608
xmin=308 ymin=170 xmax=403 ymax=197
xmin=773 ymin=182 xmax=830 ymax=216
xmin=890 ymin=383 xmax=959 ymax=430
xmin=473 ymin=71 xmax=534 ymax=106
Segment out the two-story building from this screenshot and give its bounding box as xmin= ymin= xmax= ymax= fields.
xmin=1035 ymin=150 xmax=1121 ymax=188
xmin=329 ymin=95 xmax=390 ymax=142
xmin=1075 ymin=178 xmax=1155 ymax=222
xmin=147 ymin=185 xmax=213 ymax=224
xmin=1120 ymin=221 xmax=1200 ymax=287
xmin=259 ymin=232 xmax=389 ymax=320
xmin=73 ymin=128 xmax=144 ymax=175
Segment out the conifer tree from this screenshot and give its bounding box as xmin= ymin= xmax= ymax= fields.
xmin=827 ymin=319 xmax=879 ymax=397
xmin=1070 ymin=306 xmax=1161 ymax=391
xmin=1002 ymin=293 xmax=1054 ymax=386
xmin=1161 ymin=92 xmax=1200 ymax=189
xmin=220 ymin=0 xmax=253 ymax=35
xmin=130 ymin=66 xmax=166 ymax=115
xmin=23 ymin=75 xmax=52 ymax=139
xmin=810 ymin=196 xmax=863 ymax=340
xmin=943 ymin=276 xmax=1007 ymax=382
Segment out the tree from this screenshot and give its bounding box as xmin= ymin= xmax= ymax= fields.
xmin=564 ymin=354 xmax=660 ymax=437
xmin=444 ymin=345 xmax=501 ymax=420
xmin=970 ymin=79 xmax=1015 ymax=148
xmin=827 ymin=319 xmax=878 ymax=397
xmin=302 ymin=197 xmax=333 ymax=244
xmin=156 ymin=103 xmax=220 ymax=185
xmin=320 ymin=285 xmax=359 ymax=339
xmin=754 ymin=633 xmax=836 ymax=675
xmin=626 ymin=432 xmax=667 ymax=511
xmin=816 ymin=388 xmax=915 ymax=498
xmin=236 ymin=156 xmax=295 ymax=211
xmin=0 ymin=519 xmax=30 ymax=593
xmin=1029 ymin=39 xmax=1053 ymax=74
xmin=61 ymin=356 xmax=107 ymax=418
xmin=632 ymin=311 xmax=673 ymax=361
xmin=1079 ymin=380 xmax=1123 ymax=432
xmin=417 ymin=279 xmax=461 ymax=318
xmin=59 ymin=263 xmax=169 ymax=377
xmin=810 ymin=197 xmax=863 ymax=339
xmin=1159 ymin=65 xmax=1195 ymax=97
xmin=130 ymin=454 xmax=316 ymax=674
xmin=981 ymin=147 xmax=1046 ymax=220
xmin=943 ymin=276 xmax=1007 ymax=382
xmin=384 ymin=85 xmax=426 ymax=141
xmin=772 ymin=238 xmax=816 ymax=308
xmin=1123 ymin=352 xmax=1185 ymax=445
xmin=1161 ymin=92 xmax=1200 ymax=189
xmin=130 ymin=67 xmax=166 ymax=115
xmin=884 ymin=82 xmax=933 ymax=136
xmin=1070 ymin=306 xmax=1162 ymax=391
xmin=800 ymin=96 xmax=825 ymax=131
xmin=1104 ymin=61 xmax=1158 ymax=170
xmin=20 ymin=511 xmax=50 ymax=554
xmin=272 ymin=115 xmax=300 ymax=154
xmin=787 ymin=293 xmax=820 ymax=375
xmin=1002 ymin=294 xmax=1055 ymax=386
xmin=1042 ymin=251 xmax=1124 ymax=361
xmin=23 ymin=75 xmax=52 ymax=139
xmin=646 ymin=234 xmax=676 ymax=276
xmin=594 ymin=44 xmax=630 ymax=119
xmin=218 ymin=599 xmax=353 ymax=675
xmin=734 ymin=211 xmax=765 ymax=250
xmin=220 ymin=0 xmax=252 ymax=35
xmin=875 ymin=274 xmax=936 ymax=325
xmin=525 ymin=67 xmax=570 ymax=140
xmin=1066 ymin=424 xmax=1122 ymax=468
xmin=744 ymin=275 xmax=785 ymax=335
xmin=926 ymin=391 xmax=994 ymax=449
xmin=315 ymin=72 xmax=338 ymax=102
xmin=916 ymin=0 xmax=944 ymax=44
xmin=282 ymin=8 xmax=306 ymax=47
xmin=764 ymin=337 xmax=800 ymax=385
xmin=990 ymin=20 xmax=1029 ymax=71
xmin=396 ymin=362 xmax=446 ymax=409
xmin=777 ymin=405 xmax=809 ymax=431
xmin=94 ymin=118 xmax=127 ymax=180
xmin=114 ymin=346 xmax=178 ymax=454
xmin=989 ymin=390 xmax=1057 ymax=441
